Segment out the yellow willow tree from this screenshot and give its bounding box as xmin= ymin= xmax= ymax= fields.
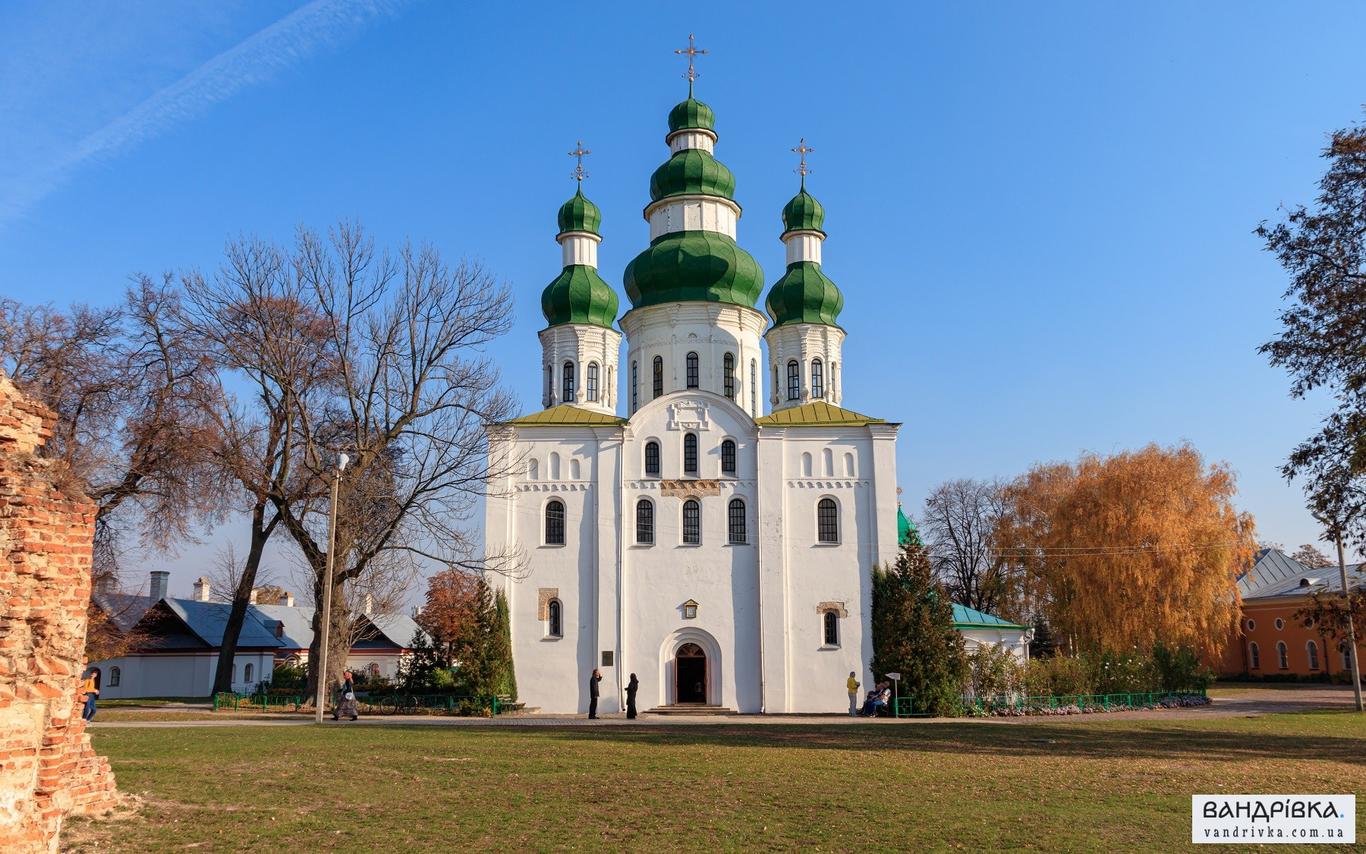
xmin=998 ymin=444 xmax=1257 ymax=660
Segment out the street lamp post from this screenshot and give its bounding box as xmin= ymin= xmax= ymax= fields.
xmin=314 ymin=453 xmax=349 ymax=724
xmin=1333 ymin=529 xmax=1364 ymax=713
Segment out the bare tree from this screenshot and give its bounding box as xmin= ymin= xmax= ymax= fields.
xmin=921 ymin=478 xmax=1022 ymax=618
xmin=1291 ymin=542 xmax=1334 ymax=568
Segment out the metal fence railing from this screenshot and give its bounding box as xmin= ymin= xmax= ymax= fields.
xmin=963 ymin=688 xmax=1208 ymax=716
xmin=212 ymin=690 xmax=507 ymax=716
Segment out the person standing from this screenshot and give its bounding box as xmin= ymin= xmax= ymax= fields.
xmin=846 ymin=671 xmax=860 ymax=717
xmin=80 ymin=669 xmax=99 ymax=722
xmin=625 ymin=672 xmax=639 ymax=720
xmin=334 ymin=670 xmax=359 ymax=721
xmin=587 ymin=668 xmax=602 ymax=719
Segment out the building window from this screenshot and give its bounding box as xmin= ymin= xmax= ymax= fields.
xmin=1249 ymin=641 xmax=1260 ymax=670
xmin=811 ymin=358 xmax=824 ymax=399
xmin=644 ymin=441 xmax=661 ymax=477
xmin=682 ymin=499 xmax=701 ymax=544
xmin=683 ymin=433 xmax=698 ymax=476
xmin=1307 ymin=640 xmax=1320 ymax=671
xmin=547 ymin=599 xmax=563 ymax=638
xmin=631 ymin=361 xmax=639 ymax=412
xmin=1276 ymin=641 xmax=1289 ymax=670
xmin=545 ymin=500 xmax=566 ymax=545
xmin=562 ymin=361 xmax=576 ymax=402
xmin=750 ymin=359 xmax=757 ymax=413
xmin=683 ymin=600 xmax=699 ymax=620
xmin=546 ymin=365 xmax=553 ymax=405
xmin=636 ymin=499 xmax=655 ymax=545
xmin=686 ymin=351 xmax=699 ymax=388
xmin=721 ymin=439 xmax=736 ymax=475
xmin=586 ymin=362 xmax=599 ymax=402
xmin=1245 ymin=619 xmax=1255 ymax=632
xmin=244 ymin=663 xmax=254 ymax=684
xmin=786 ymin=360 xmax=801 ymax=400
xmin=1274 ymin=617 xmax=1284 ymax=631
xmin=823 ymin=611 xmax=840 ymax=647
xmin=653 ymin=356 xmax=664 ymax=399
xmin=1341 ymin=641 xmax=1353 ymax=671
xmin=723 ymin=353 xmax=735 ymax=399
xmin=109 ymin=666 xmax=121 ymax=688
xmin=817 ymin=497 xmax=839 ymax=543
xmin=727 ymin=498 xmax=747 ymax=544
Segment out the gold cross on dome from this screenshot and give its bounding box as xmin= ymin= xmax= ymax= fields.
xmin=793 ymin=137 xmax=815 ymax=183
xmin=674 ymin=33 xmax=708 ymax=92
xmin=568 ymin=140 xmax=591 ymax=183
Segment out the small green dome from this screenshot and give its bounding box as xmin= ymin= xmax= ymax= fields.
xmin=624 ymin=231 xmax=764 ymax=310
xmin=557 ymin=188 xmax=601 ymax=236
xmin=649 ymin=149 xmax=736 ymax=202
xmin=765 ymin=261 xmax=844 ymax=328
xmin=782 ymin=188 xmax=825 ymax=234
xmin=667 ymin=97 xmax=716 ymax=134
xmin=541 ymin=265 xmax=619 ymax=328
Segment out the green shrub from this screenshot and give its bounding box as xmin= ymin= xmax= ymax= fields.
xmin=267 ymin=661 xmax=308 ymax=690
xmin=1152 ymin=642 xmax=1214 ymax=692
xmin=964 ymin=644 xmax=1021 ymax=698
xmin=1088 ymin=650 xmax=1158 ymax=694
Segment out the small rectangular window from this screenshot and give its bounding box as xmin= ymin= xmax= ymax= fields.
xmin=601 ymin=651 xmax=614 ymax=667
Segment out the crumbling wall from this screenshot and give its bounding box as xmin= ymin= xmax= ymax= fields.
xmin=0 ymin=373 xmax=117 ymax=853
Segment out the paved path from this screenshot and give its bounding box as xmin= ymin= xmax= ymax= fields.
xmin=90 ymin=686 xmax=1360 ymax=728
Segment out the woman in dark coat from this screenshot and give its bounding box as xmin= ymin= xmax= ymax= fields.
xmin=625 ymin=673 xmax=639 ymax=719
xmin=333 ymin=670 xmax=359 ymax=721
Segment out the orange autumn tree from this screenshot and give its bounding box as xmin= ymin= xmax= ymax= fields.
xmin=998 ymin=444 xmax=1257 ymax=660
xmin=417 ymin=569 xmax=483 ymax=665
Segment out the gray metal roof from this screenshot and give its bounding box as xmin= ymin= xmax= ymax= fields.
xmin=1240 ymin=548 xmax=1365 ymax=601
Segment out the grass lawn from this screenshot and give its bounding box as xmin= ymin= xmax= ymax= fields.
xmin=68 ymin=711 xmax=1365 ymax=852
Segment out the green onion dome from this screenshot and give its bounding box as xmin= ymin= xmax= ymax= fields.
xmin=624 ymin=231 xmax=764 ymax=310
xmin=557 ymin=187 xmax=601 ymax=236
xmin=541 ymin=264 xmax=619 ymax=328
xmin=781 ymin=188 xmax=825 ymax=234
xmin=649 ymin=149 xmax=736 ymax=202
xmin=765 ymin=261 xmax=844 ymax=328
xmin=667 ymin=97 xmax=716 ymax=135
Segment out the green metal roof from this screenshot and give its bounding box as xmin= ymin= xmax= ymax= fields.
xmin=541 ymin=265 xmax=619 ymax=328
xmin=897 ymin=506 xmax=921 ymax=547
xmin=753 ymin=401 xmax=887 ymax=427
xmin=781 ymin=188 xmax=825 ymax=234
xmin=765 ymin=261 xmax=844 ymax=328
xmin=623 ymin=230 xmax=763 ymax=310
xmin=504 ymin=405 xmax=627 ymax=427
xmin=952 ymin=604 xmax=1028 ymax=631
xmin=557 ymin=188 xmax=602 ymax=236
xmin=649 ymin=149 xmax=736 ymax=202
xmin=667 ymin=97 xmax=716 ymax=134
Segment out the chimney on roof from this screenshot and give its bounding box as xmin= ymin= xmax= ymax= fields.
xmin=149 ymin=570 xmax=169 ymax=601
xmin=249 ymin=587 xmax=259 ymax=604
xmin=284 ymin=592 xmax=295 ymax=608
xmin=192 ymin=576 xmax=211 ymax=602
xmin=274 ymin=620 xmax=284 ymax=638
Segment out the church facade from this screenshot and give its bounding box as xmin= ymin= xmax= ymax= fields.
xmin=484 ymin=85 xmax=900 ymax=714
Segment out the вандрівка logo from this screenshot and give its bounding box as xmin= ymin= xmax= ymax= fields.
xmin=1192 ymin=795 xmax=1355 ymax=844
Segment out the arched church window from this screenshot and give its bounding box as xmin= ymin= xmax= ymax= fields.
xmin=683 ymin=433 xmax=698 ymax=476
xmin=844 ymin=453 xmax=855 ymax=477
xmin=109 ymin=666 xmax=121 ymax=687
xmin=1276 ymin=641 xmax=1289 ymax=670
xmin=636 ymin=499 xmax=655 ymax=545
xmin=823 ymin=611 xmax=840 ymax=647
xmin=721 ymin=439 xmax=736 ymax=475
xmin=727 ymin=498 xmax=746 ymax=544
xmin=527 ymin=458 xmax=539 ymax=481
xmin=723 ymin=353 xmax=735 ymax=399
xmin=644 ymin=441 xmax=661 ymax=477
xmin=562 ymin=361 xmax=576 ymax=402
xmin=1249 ymin=641 xmax=1260 ymax=670
xmin=244 ymin=663 xmax=253 ymax=684
xmin=545 ymin=364 xmax=553 ymax=405
xmin=787 ymin=360 xmax=801 ymax=401
xmin=549 ymin=452 xmax=560 ymax=480
xmin=817 ymin=497 xmax=839 ymax=544
xmin=547 ymin=599 xmax=563 ymax=638
xmin=586 ymin=362 xmax=599 ymax=402
xmin=682 ymin=499 xmax=701 ymax=544
xmin=570 ymin=458 xmax=581 ymax=480
xmin=811 ymin=358 xmax=824 ymax=399
xmin=801 ymin=452 xmax=813 ymax=478
xmin=823 ymin=448 xmax=834 ymax=477
xmin=631 ymin=361 xmax=639 ymax=412
xmin=750 ymin=359 xmax=757 ymax=413
xmin=1307 ymin=640 xmax=1320 ymax=670
xmin=545 ymin=500 xmax=566 ymax=546
xmin=686 ymin=352 xmax=699 ymax=389
xmin=653 ymin=356 xmax=664 ymax=399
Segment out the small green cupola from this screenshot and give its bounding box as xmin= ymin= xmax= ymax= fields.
xmin=668 ymin=97 xmax=716 ymax=137
xmin=765 ymin=166 xmax=844 ymax=328
xmin=542 ymin=181 xmax=618 ymax=328
xmin=781 ymin=187 xmax=825 ymax=235
xmin=557 ymin=187 xmax=602 ymax=237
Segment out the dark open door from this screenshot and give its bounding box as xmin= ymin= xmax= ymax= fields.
xmin=675 ymin=642 xmax=706 ymax=704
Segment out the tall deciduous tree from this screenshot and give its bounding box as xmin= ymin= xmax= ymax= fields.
xmin=921 ymin=478 xmax=1021 ymax=618
xmin=418 ymin=569 xmax=482 ymax=665
xmin=997 ymin=444 xmax=1257 ymax=659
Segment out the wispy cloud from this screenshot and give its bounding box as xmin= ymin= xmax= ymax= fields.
xmin=0 ymin=0 xmax=410 ymax=228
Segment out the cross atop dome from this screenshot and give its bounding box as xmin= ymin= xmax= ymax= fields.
xmin=568 ymin=140 xmax=591 ymax=183
xmin=792 ymin=137 xmax=814 ymax=186
xmin=674 ymin=33 xmax=708 ymax=94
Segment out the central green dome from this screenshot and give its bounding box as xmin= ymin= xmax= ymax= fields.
xmin=649 ymin=149 xmax=736 ymax=202
xmin=624 ymin=231 xmax=763 ymax=310
xmin=668 ymin=97 xmax=716 ymax=134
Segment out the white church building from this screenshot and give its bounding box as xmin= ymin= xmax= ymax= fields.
xmin=484 ymin=82 xmax=901 ymax=714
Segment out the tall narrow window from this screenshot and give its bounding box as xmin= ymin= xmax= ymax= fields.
xmin=811 ymin=358 xmax=824 ymax=399
xmin=727 ymin=498 xmax=746 ymax=544
xmin=586 ymin=362 xmax=599 ymax=402
xmin=1341 ymin=641 xmax=1353 ymax=671
xmin=721 ymin=439 xmax=737 ymax=475
xmin=547 ymin=599 xmax=563 ymax=637
xmin=686 ymin=351 xmax=699 ymax=388
xmin=546 ymin=365 xmax=553 ymax=405
xmin=644 ymin=441 xmax=661 ymax=477
xmin=683 ymin=433 xmax=698 ymax=476
xmin=545 ymin=500 xmax=565 ymax=545
xmin=750 ymin=359 xmax=757 ymax=413
xmin=1249 ymin=641 xmax=1260 ymax=670
xmin=787 ymin=360 xmax=801 ymax=400
xmin=562 ymin=361 xmax=576 ymax=402
xmin=817 ymin=497 xmax=839 ymax=543
xmin=109 ymin=666 xmax=121 ymax=687
xmin=1276 ymin=641 xmax=1289 ymax=670
xmin=823 ymin=611 xmax=839 ymax=647
xmin=682 ymin=499 xmax=701 ymax=544
xmin=636 ymin=499 xmax=655 ymax=545
xmin=723 ymin=353 xmax=735 ymax=399
xmin=631 ymin=361 xmax=639 ymax=412
xmin=244 ymin=663 xmax=254 ymax=683
xmin=653 ymin=356 xmax=664 ymax=399
xmin=1307 ymin=640 xmax=1320 ymax=670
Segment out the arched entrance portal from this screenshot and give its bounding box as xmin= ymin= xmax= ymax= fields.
xmin=675 ymin=642 xmax=707 ymax=704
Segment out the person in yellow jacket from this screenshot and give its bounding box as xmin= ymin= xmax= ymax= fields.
xmin=846 ymin=671 xmax=860 ymax=717
xmin=79 ymin=669 xmax=99 ymax=721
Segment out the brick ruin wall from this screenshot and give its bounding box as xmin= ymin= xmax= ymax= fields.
xmin=0 ymin=373 xmax=118 ymax=852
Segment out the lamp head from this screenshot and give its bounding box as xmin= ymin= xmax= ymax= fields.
xmin=338 ymin=452 xmax=350 ymax=472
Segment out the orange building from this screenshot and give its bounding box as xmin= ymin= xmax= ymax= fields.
xmin=1221 ymin=548 xmax=1366 ymax=679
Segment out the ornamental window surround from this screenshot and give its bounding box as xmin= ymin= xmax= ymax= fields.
xmin=562 ymin=361 xmax=576 ymax=402
xmin=817 ymin=497 xmax=839 ymax=544
xmin=786 ymin=360 xmax=801 ymax=401
xmin=544 ymin=499 xmax=566 ymax=546
xmin=683 ymin=433 xmax=698 ymax=476
xmin=636 ymin=499 xmax=655 ymax=545
xmin=822 ymin=610 xmax=840 ymax=647
xmin=727 ymin=498 xmax=747 ymax=544
xmin=547 ymin=599 xmax=563 ymax=638
xmin=586 ymin=362 xmax=599 ymax=402
xmin=686 ymin=351 xmax=700 ymax=389
xmin=811 ymin=358 xmax=824 ymax=399
xmin=644 ymin=441 xmax=661 ymax=477
xmin=682 ymin=499 xmax=701 ymax=545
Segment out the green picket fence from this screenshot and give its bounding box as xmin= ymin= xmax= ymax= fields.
xmin=360 ymin=693 xmax=501 ymax=715
xmin=212 ymin=692 xmax=305 ymax=712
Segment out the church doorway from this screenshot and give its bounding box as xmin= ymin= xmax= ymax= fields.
xmin=675 ymin=642 xmax=707 ymax=704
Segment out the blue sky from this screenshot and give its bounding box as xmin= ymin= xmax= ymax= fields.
xmin=3 ymin=1 xmax=1363 ymax=595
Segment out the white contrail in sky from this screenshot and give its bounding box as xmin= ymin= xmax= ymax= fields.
xmin=0 ymin=0 xmax=410 ymax=227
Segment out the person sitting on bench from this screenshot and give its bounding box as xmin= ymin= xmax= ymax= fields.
xmin=859 ymin=682 xmax=891 ymax=716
